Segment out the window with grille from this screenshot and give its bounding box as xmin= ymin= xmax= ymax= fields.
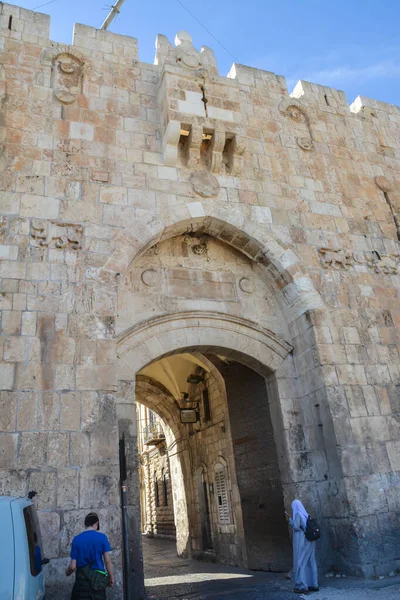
xmin=162 ymin=469 xmax=168 ymax=506
xmin=215 ymin=465 xmax=231 ymax=524
xmin=202 ymin=388 xmax=211 ymax=422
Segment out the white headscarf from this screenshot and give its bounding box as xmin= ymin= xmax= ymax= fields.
xmin=291 ymin=499 xmax=309 ymax=527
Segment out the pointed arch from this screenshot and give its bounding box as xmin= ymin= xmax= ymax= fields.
xmin=100 ymin=202 xmax=324 ymax=324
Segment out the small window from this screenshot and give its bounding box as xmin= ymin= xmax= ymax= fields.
xmin=155 ymin=474 xmax=160 ymax=507
xmin=162 ymin=470 xmax=168 ymax=507
xmin=202 ymin=388 xmax=211 ymax=422
xmin=24 ymin=506 xmax=42 ymax=576
xmin=215 ymin=465 xmax=231 ymax=524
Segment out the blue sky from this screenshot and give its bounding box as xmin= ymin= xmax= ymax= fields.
xmin=7 ymin=0 xmax=400 ymax=106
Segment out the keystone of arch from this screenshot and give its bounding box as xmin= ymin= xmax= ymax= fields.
xmin=116 ymin=311 xmax=293 ymax=380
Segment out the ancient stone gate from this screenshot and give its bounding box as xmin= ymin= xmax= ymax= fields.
xmin=1 ymin=3 xmax=400 ymax=598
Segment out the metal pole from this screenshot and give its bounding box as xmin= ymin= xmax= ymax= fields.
xmin=119 ymin=436 xmax=132 ymax=600
xmin=100 ymin=0 xmax=126 ymax=30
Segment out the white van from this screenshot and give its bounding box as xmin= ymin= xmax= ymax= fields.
xmin=0 ymin=495 xmax=48 ymax=599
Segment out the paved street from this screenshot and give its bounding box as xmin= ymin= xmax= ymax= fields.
xmin=143 ymin=537 xmax=400 ymax=600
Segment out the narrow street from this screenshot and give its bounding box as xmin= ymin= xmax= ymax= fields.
xmin=143 ymin=537 xmax=400 ymax=600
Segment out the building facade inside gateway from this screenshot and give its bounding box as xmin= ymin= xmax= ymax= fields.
xmin=0 ymin=3 xmax=400 ymax=597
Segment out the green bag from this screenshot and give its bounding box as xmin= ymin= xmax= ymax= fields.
xmin=82 ymin=565 xmax=110 ymax=591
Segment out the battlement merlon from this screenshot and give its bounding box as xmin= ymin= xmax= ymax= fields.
xmin=0 ymin=2 xmax=399 ymax=115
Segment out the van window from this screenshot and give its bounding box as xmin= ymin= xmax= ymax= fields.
xmin=23 ymin=506 xmax=42 ymax=576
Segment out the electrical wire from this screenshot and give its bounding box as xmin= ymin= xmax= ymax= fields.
xmin=174 ymin=0 xmax=239 ymax=63
xmin=32 ymin=0 xmax=58 ymax=10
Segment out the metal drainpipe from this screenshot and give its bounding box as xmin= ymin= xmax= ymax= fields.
xmin=100 ymin=0 xmax=126 ymax=30
xmin=119 ymin=436 xmax=131 ymax=600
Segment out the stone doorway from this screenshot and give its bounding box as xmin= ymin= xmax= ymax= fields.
xmin=133 ymin=350 xmax=291 ymax=572
xmin=116 ymin=314 xmax=296 ymax=598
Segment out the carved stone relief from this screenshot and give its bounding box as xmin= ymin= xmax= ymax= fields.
xmin=297 ymin=137 xmax=313 ymax=151
xmin=319 ymin=247 xmax=400 ymax=274
xmin=192 ymin=243 xmax=207 ymax=255
xmin=287 ymin=105 xmax=306 ymax=123
xmin=155 ymin=31 xmax=218 ymax=74
xmin=42 ymin=47 xmax=91 ymax=105
xmin=239 ymin=277 xmax=254 ymax=293
xmin=30 ymin=220 xmax=83 ymax=250
xmin=374 ymin=176 xmax=392 ymax=192
xmin=52 ymin=54 xmax=84 ymax=104
xmin=189 ymin=172 xmax=220 ymax=197
xmin=141 ymin=269 xmax=160 ymax=287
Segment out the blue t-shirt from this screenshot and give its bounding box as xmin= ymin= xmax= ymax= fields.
xmin=70 ymin=530 xmax=111 ymax=571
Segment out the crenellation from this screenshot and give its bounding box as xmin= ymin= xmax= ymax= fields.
xmin=0 ymin=4 xmax=50 ymax=40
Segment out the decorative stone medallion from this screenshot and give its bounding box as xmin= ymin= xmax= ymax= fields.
xmin=239 ymin=277 xmax=254 ymax=293
xmin=175 ymin=31 xmax=202 ymax=69
xmin=192 ymin=243 xmax=207 ymax=255
xmin=286 ymin=105 xmax=306 ymax=123
xmin=297 ymin=137 xmax=313 ymax=151
xmin=189 ymin=172 xmax=220 ymax=198
xmin=375 ymin=176 xmax=392 ymax=192
xmin=141 ymin=269 xmax=159 ymax=287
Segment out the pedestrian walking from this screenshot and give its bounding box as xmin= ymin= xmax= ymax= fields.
xmin=65 ymin=512 xmax=114 ymax=599
xmin=286 ymin=499 xmax=319 ymax=595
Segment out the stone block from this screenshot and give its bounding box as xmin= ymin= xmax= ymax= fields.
xmin=21 ymin=311 xmax=37 ymax=336
xmin=386 ymin=440 xmax=400 ymax=471
xmin=76 ymin=365 xmax=117 ymax=391
xmin=79 ymin=466 xmax=119 ymax=509
xmin=47 ymin=432 xmax=69 ymax=468
xmin=20 ymin=194 xmax=59 ymax=218
xmin=29 ymin=470 xmax=57 ymax=508
xmin=70 ymin=122 xmax=94 ymax=141
xmin=337 ymin=366 xmax=367 ymax=386
xmin=0 ymin=261 xmax=26 ymax=279
xmin=19 ymin=432 xmax=47 ymax=468
xmin=70 ymin=432 xmax=90 ymax=467
xmin=16 ymin=175 xmax=45 ymax=195
xmin=0 ymin=363 xmax=16 ymax=390
xmin=39 ymin=392 xmax=60 ymax=430
xmin=0 ymin=433 xmax=18 ymax=468
xmin=38 ymin=511 xmax=61 ymax=558
xmin=0 ymin=468 xmax=27 ymax=497
xmin=0 ymin=192 xmax=21 ymax=214
xmin=57 ymin=468 xmax=79 ymax=509
xmin=0 ymin=391 xmax=17 ymax=432
xmin=60 ymin=392 xmax=81 ymax=431
xmin=3 ymin=336 xmax=28 ymax=361
xmin=16 ymin=390 xmax=37 ymax=430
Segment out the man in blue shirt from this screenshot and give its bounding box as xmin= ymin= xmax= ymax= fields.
xmin=66 ymin=512 xmax=114 ymax=599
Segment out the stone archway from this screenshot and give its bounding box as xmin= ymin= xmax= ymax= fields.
xmin=118 ymin=310 xmax=293 ymax=377
xmin=115 ymin=310 xmax=297 ymax=589
xmin=100 ymin=206 xmax=324 ymax=325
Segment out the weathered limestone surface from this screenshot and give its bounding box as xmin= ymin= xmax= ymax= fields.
xmin=0 ymin=2 xmax=400 ymax=596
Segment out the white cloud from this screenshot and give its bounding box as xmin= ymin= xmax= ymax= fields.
xmin=288 ymin=60 xmax=400 ymax=89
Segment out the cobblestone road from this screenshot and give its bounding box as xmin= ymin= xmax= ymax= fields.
xmin=143 ymin=537 xmax=400 ymax=600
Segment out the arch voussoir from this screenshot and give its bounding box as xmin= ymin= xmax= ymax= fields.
xmin=117 ymin=311 xmax=293 ymax=380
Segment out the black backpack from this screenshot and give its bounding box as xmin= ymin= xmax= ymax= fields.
xmin=305 ymin=516 xmax=321 ymax=541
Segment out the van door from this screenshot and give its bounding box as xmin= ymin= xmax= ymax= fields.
xmin=12 ymin=500 xmax=45 ymax=600
xmin=23 ymin=504 xmax=45 ymax=600
xmin=0 ymin=500 xmax=15 ymax=599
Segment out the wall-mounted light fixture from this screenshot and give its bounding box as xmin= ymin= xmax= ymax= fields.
xmin=187 ymin=373 xmax=205 ymax=384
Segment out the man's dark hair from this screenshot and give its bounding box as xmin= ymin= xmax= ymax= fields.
xmin=84 ymin=512 xmax=99 ymax=528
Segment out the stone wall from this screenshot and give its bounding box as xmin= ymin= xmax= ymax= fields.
xmin=222 ymin=363 xmax=291 ymax=571
xmin=0 ymin=1 xmax=400 ymax=595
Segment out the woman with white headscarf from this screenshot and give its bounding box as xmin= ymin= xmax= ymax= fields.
xmin=287 ymin=499 xmax=319 ymax=594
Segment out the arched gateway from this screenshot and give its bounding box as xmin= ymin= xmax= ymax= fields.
xmin=112 ymin=215 xmax=339 ymax=598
